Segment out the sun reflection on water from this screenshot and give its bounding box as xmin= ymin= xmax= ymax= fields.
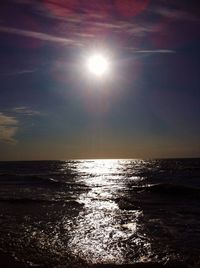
xmin=68 ymin=159 xmax=151 ymax=264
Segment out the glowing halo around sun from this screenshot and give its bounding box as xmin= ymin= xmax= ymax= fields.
xmin=87 ymin=53 xmax=109 ymax=77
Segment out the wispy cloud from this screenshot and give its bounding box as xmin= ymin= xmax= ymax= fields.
xmin=1 ymin=1 xmax=197 ymax=54
xmin=0 ymin=26 xmax=77 ymax=46
xmin=0 ymin=24 xmax=175 ymax=54
xmin=0 ymin=113 xmax=18 ymax=144
xmin=130 ymin=49 xmax=175 ymax=53
xmin=13 ymin=106 xmax=41 ymax=116
xmin=0 ymin=69 xmax=36 ymax=76
xmin=153 ymin=6 xmax=200 ymax=22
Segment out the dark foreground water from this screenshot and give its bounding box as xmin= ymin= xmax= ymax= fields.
xmin=0 ymin=159 xmax=200 ymax=268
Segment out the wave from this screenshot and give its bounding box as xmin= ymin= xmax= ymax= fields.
xmin=0 ymin=174 xmax=89 ymax=193
xmin=117 ymin=183 xmax=200 ymax=211
xmin=0 ymin=198 xmax=83 ymax=207
xmin=0 ymin=173 xmax=57 ymax=182
xmin=0 ymin=173 xmax=67 ymax=186
xmin=131 ymin=183 xmax=200 ymax=197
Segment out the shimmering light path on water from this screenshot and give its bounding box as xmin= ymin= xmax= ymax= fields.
xmin=68 ymin=160 xmax=151 ymax=264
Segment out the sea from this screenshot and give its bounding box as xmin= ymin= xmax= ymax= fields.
xmin=0 ymin=159 xmax=200 ymax=268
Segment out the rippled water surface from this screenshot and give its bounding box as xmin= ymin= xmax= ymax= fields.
xmin=0 ymin=159 xmax=200 ymax=267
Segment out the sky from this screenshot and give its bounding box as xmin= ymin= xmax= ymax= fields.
xmin=0 ymin=0 xmax=200 ymax=160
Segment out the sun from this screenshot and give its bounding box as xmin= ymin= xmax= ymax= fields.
xmin=87 ymin=54 xmax=109 ymax=77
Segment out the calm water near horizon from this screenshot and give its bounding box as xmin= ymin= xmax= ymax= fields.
xmin=0 ymin=159 xmax=200 ymax=267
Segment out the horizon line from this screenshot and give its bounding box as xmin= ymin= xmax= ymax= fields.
xmin=0 ymin=156 xmax=199 ymax=162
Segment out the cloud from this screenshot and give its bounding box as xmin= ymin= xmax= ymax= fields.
xmin=0 ymin=108 xmax=41 ymax=143
xmin=0 ymin=2 xmax=182 ymax=52
xmin=0 ymin=26 xmax=78 ymax=46
xmin=0 ymin=23 xmax=175 ymax=53
xmin=0 ymin=113 xmax=18 ymax=143
xmin=1 ymin=1 xmax=198 ymax=53
xmin=13 ymin=106 xmax=41 ymax=116
xmin=0 ymin=69 xmax=36 ymax=76
xmin=0 ymin=113 xmax=18 ymax=125
xmin=152 ymin=6 xmax=200 ymax=22
xmin=125 ymin=48 xmax=175 ymax=53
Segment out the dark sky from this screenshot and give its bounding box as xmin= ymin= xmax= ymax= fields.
xmin=0 ymin=0 xmax=200 ymax=160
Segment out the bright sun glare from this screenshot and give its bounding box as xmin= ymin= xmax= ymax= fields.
xmin=87 ymin=54 xmax=109 ymax=77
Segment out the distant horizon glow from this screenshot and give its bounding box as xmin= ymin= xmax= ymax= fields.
xmin=87 ymin=53 xmax=109 ymax=77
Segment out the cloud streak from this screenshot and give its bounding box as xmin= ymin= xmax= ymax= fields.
xmin=0 ymin=26 xmax=77 ymax=46
xmin=13 ymin=106 xmax=41 ymax=116
xmin=125 ymin=48 xmax=175 ymax=53
xmin=0 ymin=69 xmax=36 ymax=76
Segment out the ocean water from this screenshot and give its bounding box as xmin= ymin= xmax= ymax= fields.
xmin=0 ymin=159 xmax=200 ymax=267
